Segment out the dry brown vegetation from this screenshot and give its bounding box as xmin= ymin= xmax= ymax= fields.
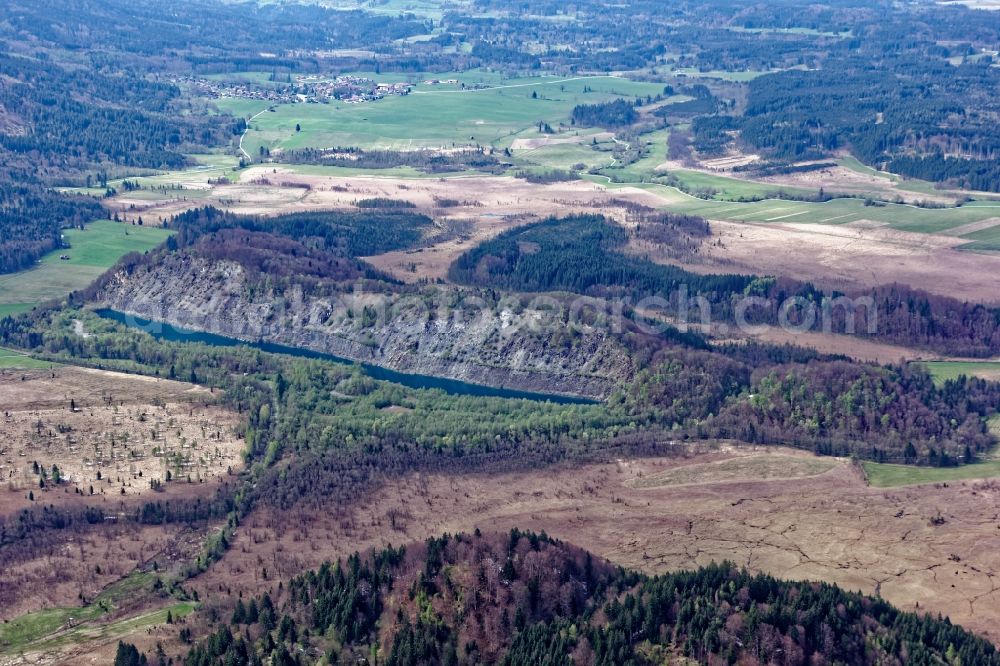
xmin=657 ymin=150 xmax=987 ymax=206
xmin=759 ymin=164 xmax=961 ymax=205
xmin=0 ymin=367 xmax=244 ymax=512
xmin=190 ymin=445 xmax=1000 ymax=643
xmin=737 ymin=327 xmax=943 ymax=364
xmin=109 ymin=168 xmax=667 ymax=283
xmin=109 ymin=167 xmax=662 ymax=226
xmin=658 ymin=218 xmax=1000 ymax=305
xmin=0 ymin=367 xmax=245 ymax=663
xmin=0 ymin=522 xmax=208 ymax=622
xmin=107 ymin=167 xmax=1000 ymax=305
xmin=509 ymin=131 xmax=613 ymax=150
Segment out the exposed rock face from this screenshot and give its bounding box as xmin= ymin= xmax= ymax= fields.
xmin=97 ymin=255 xmax=639 ymax=398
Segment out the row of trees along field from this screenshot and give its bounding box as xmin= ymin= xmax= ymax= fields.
xmin=170 ymin=530 xmax=1000 ymax=666
xmin=275 ymin=147 xmax=504 ymax=174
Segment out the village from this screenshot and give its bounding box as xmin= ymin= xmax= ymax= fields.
xmin=295 ymin=73 xmax=413 ymax=103
xmin=173 ymin=72 xmax=433 ymax=106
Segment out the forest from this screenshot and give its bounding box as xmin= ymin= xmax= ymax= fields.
xmin=0 ymin=182 xmax=104 ymax=273
xmin=450 ymin=215 xmax=1000 ymax=357
xmin=571 ymin=99 xmax=639 ymax=129
xmin=3 ymin=295 xmax=997 ymax=564
xmin=0 ymin=38 xmax=233 ymax=274
xmin=167 ymin=206 xmax=435 ymax=260
xmin=0 ymin=196 xmax=995 ymax=578
xmin=170 ymin=530 xmax=1000 ymax=666
xmin=724 ymin=55 xmax=1000 ymax=190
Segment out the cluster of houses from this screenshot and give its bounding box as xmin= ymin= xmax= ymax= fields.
xmin=298 ymin=74 xmax=413 ymax=103
xmin=172 ymin=76 xmax=292 ymax=103
xmin=176 ymin=72 xmax=482 ymax=107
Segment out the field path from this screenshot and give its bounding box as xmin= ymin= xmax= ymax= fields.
xmin=239 ymin=108 xmax=270 ymax=160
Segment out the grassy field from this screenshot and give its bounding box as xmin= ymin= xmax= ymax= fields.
xmin=6 ymin=592 xmax=197 ymax=657
xmin=0 ymin=572 xmax=169 ymax=654
xmin=863 ymin=459 xmax=1000 ymax=487
xmin=232 ymin=73 xmax=668 ymax=154
xmin=0 ymin=220 xmax=172 ymax=308
xmin=86 ymin=149 xmax=1000 ymax=241
xmin=839 ymin=155 xmax=1000 ymax=200
xmin=862 ymin=417 xmax=1000 ymax=487
xmin=204 ymin=71 xmax=281 ymax=86
xmin=958 ymin=223 xmax=1000 ymax=251
xmin=0 ymin=303 xmax=32 ymax=317
xmin=920 ymin=360 xmax=1000 ymax=384
xmin=581 ymin=126 xmax=817 ymax=200
xmin=212 ymin=98 xmax=273 ymax=119
xmin=632 ymin=454 xmax=838 ymax=488
xmin=516 ymin=140 xmax=613 ymax=171
xmin=590 ymin=178 xmax=1000 ymax=231
xmin=578 ymin=141 xmax=1000 ymax=233
xmin=0 ymin=347 xmax=58 ymax=369
xmin=663 ymin=67 xmax=771 ymax=82
xmin=659 ymin=167 xmax=814 ymax=200
xmin=1 ymin=598 xmax=195 ymax=656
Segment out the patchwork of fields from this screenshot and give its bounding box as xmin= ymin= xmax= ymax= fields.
xmin=224 ymin=73 xmax=670 ymax=154
xmin=597 ymin=179 xmax=1000 ymax=233
xmin=213 ymin=69 xmax=1000 ymax=247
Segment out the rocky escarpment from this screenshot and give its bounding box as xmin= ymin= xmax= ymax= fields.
xmin=96 ymin=255 xmax=642 ymax=398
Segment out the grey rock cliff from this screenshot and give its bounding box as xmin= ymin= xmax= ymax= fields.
xmin=97 ymin=255 xmax=639 ymax=398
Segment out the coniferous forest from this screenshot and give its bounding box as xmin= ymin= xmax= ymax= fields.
xmin=175 ymin=530 xmax=1000 ymax=666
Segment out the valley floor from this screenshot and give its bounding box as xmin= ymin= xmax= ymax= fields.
xmin=193 ymin=444 xmax=1000 ymax=644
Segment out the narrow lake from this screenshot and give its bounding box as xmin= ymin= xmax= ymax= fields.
xmin=96 ymin=309 xmax=597 ymax=405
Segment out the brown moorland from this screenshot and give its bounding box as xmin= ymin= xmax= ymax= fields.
xmin=189 ymin=445 xmax=1000 ymax=644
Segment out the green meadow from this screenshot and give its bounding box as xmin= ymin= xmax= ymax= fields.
xmin=213 ymin=98 xmax=273 ymax=119
xmin=514 ymin=140 xmax=614 ymax=171
xmin=0 ymin=347 xmax=57 ymax=369
xmin=920 ymin=361 xmax=1000 ymax=385
xmin=232 ymin=74 xmax=669 ymax=153
xmin=667 ymin=68 xmax=771 ymax=82
xmin=588 ymin=178 xmax=1000 ymax=232
xmin=863 ymin=417 xmax=1000 ymax=487
xmin=957 ymin=223 xmax=1000 ymax=251
xmin=0 ymin=571 xmax=195 ymax=655
xmin=0 ymin=303 xmax=32 ymax=317
xmin=203 ymin=69 xmax=1000 ymax=242
xmin=0 ymin=220 xmax=172 ymax=308
xmin=863 ymin=458 xmax=1000 ymax=487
